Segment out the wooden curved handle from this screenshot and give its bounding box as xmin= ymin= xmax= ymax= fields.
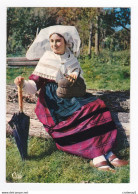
xmin=17 ymin=81 xmax=23 ymax=112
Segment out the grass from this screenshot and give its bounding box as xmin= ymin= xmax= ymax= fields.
xmin=6 ymin=136 xmax=130 ymax=183
xmin=79 ymin=49 xmax=130 ymax=91
xmin=6 ymin=66 xmax=34 ymax=85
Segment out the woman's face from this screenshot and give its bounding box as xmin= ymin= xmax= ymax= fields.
xmin=49 ymin=33 xmax=66 ymax=54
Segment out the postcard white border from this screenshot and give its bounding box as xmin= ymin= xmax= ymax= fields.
xmin=1 ymin=0 xmax=138 ymax=193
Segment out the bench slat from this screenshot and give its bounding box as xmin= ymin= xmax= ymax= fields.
xmin=8 ymin=61 xmax=38 ymax=66
xmin=7 ymin=57 xmax=39 ymax=62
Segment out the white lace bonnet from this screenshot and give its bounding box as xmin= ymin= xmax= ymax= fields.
xmin=26 ymin=25 xmax=81 ymax=60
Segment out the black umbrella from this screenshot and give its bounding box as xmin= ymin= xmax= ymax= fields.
xmin=8 ymin=83 xmax=30 ymax=160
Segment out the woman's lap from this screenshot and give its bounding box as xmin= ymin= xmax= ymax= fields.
xmin=35 ymin=83 xmax=117 ymax=159
xmin=44 ymin=82 xmax=97 ymax=124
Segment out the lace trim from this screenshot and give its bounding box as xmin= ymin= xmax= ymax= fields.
xmin=33 ymin=71 xmax=56 ymax=81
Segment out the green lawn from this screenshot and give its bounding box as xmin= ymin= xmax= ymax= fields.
xmin=6 ymin=66 xmax=34 ymax=85
xmin=6 ymin=136 xmax=130 ymax=183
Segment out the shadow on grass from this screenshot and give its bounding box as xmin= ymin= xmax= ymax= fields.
xmin=112 ymin=114 xmax=130 ymax=160
xmin=99 ymin=90 xmax=130 ymax=159
xmin=92 ymin=90 xmax=130 ymax=112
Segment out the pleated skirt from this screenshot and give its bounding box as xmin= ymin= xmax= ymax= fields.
xmin=35 ymin=82 xmax=117 ymax=159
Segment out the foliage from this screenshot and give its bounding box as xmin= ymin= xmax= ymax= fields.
xmin=6 ymin=136 xmax=129 ymax=183
xmin=112 ymin=8 xmax=130 ymax=31
xmin=99 ymin=8 xmax=130 ymax=51
xmin=103 ymin=28 xmax=130 ymax=51
xmin=7 ymin=8 xmax=58 ymax=55
xmin=7 ymin=7 xmax=130 ymax=56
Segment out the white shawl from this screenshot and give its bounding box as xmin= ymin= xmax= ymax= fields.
xmin=32 ymin=48 xmax=82 ymax=82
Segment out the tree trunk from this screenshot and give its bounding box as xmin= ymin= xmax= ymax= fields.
xmin=95 ymin=9 xmax=100 ymax=55
xmin=88 ymin=22 xmax=93 ymax=58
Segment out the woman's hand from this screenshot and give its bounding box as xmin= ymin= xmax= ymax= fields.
xmin=14 ymin=76 xmax=24 ymax=87
xmin=67 ymin=73 xmax=77 ymax=83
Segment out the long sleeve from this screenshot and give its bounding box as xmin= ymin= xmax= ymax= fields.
xmin=68 ymin=67 xmax=80 ymax=77
xmin=67 ymin=62 xmax=82 ymax=77
xmin=29 ymin=74 xmax=48 ymax=90
xmin=23 ymin=80 xmax=37 ymax=94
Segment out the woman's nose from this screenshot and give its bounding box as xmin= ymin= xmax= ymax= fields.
xmin=53 ymin=41 xmax=56 ymax=46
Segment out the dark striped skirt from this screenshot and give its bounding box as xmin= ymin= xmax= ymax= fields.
xmin=35 ymin=82 xmax=117 ymax=159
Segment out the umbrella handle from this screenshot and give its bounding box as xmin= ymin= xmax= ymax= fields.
xmin=17 ymin=81 xmax=23 ymax=112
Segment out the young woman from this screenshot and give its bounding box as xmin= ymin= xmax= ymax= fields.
xmin=14 ymin=25 xmax=128 ymax=172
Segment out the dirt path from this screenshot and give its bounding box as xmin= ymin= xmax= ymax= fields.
xmin=6 ymin=85 xmax=130 ymax=145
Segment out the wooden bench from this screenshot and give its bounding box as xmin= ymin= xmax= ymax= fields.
xmin=7 ymin=57 xmax=39 ymax=67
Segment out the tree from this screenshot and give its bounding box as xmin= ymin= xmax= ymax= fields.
xmin=7 ymin=7 xmax=130 ymax=56
xmin=95 ymin=8 xmax=101 ymax=55
xmin=112 ymin=8 xmax=130 ymax=32
xmin=88 ymin=22 xmax=93 ymax=57
xmin=7 ymin=8 xmax=58 ymax=55
xmin=94 ymin=8 xmax=130 ymax=52
xmin=103 ymin=8 xmax=130 ymax=32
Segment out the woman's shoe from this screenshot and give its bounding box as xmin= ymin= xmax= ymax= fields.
xmin=108 ymin=154 xmax=129 ymax=167
xmin=90 ymin=160 xmax=115 ymax=173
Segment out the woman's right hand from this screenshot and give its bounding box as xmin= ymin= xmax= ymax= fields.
xmin=14 ymin=76 xmax=24 ymax=87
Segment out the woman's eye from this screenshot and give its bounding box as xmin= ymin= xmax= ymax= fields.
xmin=56 ymin=40 xmax=61 ymax=43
